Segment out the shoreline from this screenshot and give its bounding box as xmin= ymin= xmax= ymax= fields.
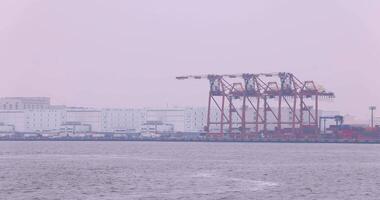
xmin=1 ymin=137 xmax=380 ymax=144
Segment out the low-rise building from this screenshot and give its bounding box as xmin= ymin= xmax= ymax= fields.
xmin=0 ymin=122 xmax=15 ymax=133
xmin=66 ymin=108 xmax=102 ymax=132
xmin=0 ymin=97 xmax=50 ymax=110
xmin=60 ymin=121 xmax=92 ymax=133
xmin=101 ymin=109 xmax=144 ymax=133
xmin=140 ymin=121 xmax=174 ymax=134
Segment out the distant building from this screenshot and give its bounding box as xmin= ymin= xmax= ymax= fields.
xmin=145 ymin=108 xmax=186 ymax=132
xmin=66 ymin=108 xmax=102 ymax=132
xmin=140 ymin=121 xmax=174 ymax=134
xmin=0 ymin=108 xmax=66 ymax=132
xmin=101 ymin=109 xmax=145 ymax=133
xmin=25 ymin=108 xmax=66 ymax=132
xmin=60 ymin=121 xmax=92 ymax=133
xmin=184 ymin=107 xmax=208 ymax=132
xmin=0 ymin=110 xmax=27 ymax=132
xmin=0 ymin=97 xmax=50 ymax=110
xmin=145 ymin=107 xmax=207 ymax=132
xmin=0 ymin=122 xmax=15 ymax=133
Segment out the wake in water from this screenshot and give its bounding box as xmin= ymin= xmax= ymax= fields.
xmin=190 ymin=171 xmax=279 ymax=193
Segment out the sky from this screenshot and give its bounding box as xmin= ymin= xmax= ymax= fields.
xmin=0 ymin=0 xmax=379 ymax=120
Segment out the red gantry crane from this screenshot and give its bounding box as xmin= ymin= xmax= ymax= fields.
xmin=176 ymin=72 xmax=334 ymax=139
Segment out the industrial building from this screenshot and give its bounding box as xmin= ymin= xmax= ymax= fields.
xmin=0 ymin=97 xmax=51 ymax=110
xmin=101 ymin=108 xmax=145 ymax=133
xmin=0 ymin=99 xmax=211 ymax=133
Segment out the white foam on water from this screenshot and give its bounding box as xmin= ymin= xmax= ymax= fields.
xmin=191 ymin=172 xmax=216 ymax=178
xmin=189 ymin=172 xmax=279 ymax=193
xmin=228 ymin=177 xmax=279 ymax=191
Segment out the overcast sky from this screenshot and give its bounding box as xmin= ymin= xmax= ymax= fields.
xmin=0 ymin=0 xmax=379 ymax=119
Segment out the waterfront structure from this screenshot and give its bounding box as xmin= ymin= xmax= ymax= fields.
xmin=0 ymin=108 xmax=66 ymax=132
xmin=0 ymin=97 xmax=339 ymax=134
xmin=207 ymin=107 xmax=339 ymax=133
xmin=177 ymin=73 xmax=335 ymax=137
xmin=101 ymin=109 xmax=145 ymax=133
xmin=60 ymin=122 xmax=92 ymax=134
xmin=66 ymin=108 xmax=102 ymax=132
xmin=26 ymin=108 xmax=66 ymax=132
xmin=0 ymin=97 xmax=51 ymax=110
xmin=141 ymin=121 xmax=174 ymax=134
xmin=0 ymin=122 xmax=15 ymax=132
xmin=0 ymin=110 xmax=26 ymax=132
xmin=145 ymin=107 xmax=208 ymax=132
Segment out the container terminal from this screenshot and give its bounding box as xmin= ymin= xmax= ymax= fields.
xmin=175 ymin=72 xmax=380 ymax=143
xmin=0 ymin=72 xmax=380 ymax=143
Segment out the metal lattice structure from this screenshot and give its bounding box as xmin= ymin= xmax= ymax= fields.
xmin=176 ymin=72 xmax=334 ymax=138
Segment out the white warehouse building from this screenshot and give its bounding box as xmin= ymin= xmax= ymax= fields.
xmin=145 ymin=108 xmax=207 ymax=132
xmin=0 ymin=97 xmax=51 ymax=110
xmin=101 ymin=109 xmax=145 ymax=133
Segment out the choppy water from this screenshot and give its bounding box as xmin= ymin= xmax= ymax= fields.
xmin=1 ymin=142 xmax=380 ymax=200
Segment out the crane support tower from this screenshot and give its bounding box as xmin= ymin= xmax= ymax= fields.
xmin=176 ymin=72 xmax=335 ymax=139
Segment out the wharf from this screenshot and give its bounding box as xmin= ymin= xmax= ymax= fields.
xmin=1 ymin=137 xmax=380 ymax=144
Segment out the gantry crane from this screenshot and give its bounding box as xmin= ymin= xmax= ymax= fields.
xmin=176 ymin=72 xmax=335 ymax=139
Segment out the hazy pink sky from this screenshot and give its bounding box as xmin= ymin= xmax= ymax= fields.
xmin=0 ymin=0 xmax=380 ymax=119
